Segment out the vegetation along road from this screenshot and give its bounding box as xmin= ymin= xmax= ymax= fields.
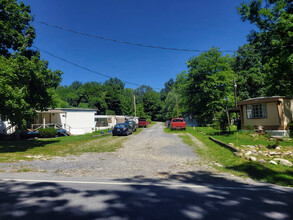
xmin=0 ymin=123 xmax=287 ymax=184
xmin=1 ymin=123 xmax=293 ymax=219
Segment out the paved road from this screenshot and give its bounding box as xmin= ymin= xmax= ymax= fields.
xmin=0 ymin=123 xmax=293 ymax=219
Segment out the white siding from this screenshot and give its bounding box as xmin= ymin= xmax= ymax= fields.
xmin=65 ymin=110 xmax=95 ymax=135
xmin=0 ymin=118 xmax=15 ymax=134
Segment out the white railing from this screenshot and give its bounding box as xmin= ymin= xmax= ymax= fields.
xmin=31 ymin=123 xmax=63 ymax=131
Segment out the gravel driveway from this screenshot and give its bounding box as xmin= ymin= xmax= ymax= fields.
xmin=0 ymin=123 xmax=217 ymax=178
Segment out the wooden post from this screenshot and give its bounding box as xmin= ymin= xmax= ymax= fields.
xmin=134 ymin=94 xmax=136 ymax=118
xmin=233 ymin=77 xmax=239 ymax=120
xmin=226 ymin=106 xmax=231 ymax=133
xmin=43 ymin=115 xmax=45 ymax=128
xmin=176 ymin=95 xmax=179 ymax=118
xmin=233 ymin=77 xmax=237 ymax=108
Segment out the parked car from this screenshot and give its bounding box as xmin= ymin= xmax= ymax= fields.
xmin=125 ymin=120 xmax=137 ymax=132
xmin=112 ymin=123 xmax=133 ymax=136
xmin=165 ymin=120 xmax=171 ymax=127
xmin=138 ymin=119 xmax=147 ymax=128
xmin=170 ymin=118 xmax=186 ymax=130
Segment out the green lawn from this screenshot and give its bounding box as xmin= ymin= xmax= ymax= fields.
xmin=0 ymin=132 xmax=125 ymax=163
xmin=165 ymin=126 xmax=293 ymax=187
xmin=201 ymin=126 xmax=293 ymax=147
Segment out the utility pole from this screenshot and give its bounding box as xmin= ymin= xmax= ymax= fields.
xmin=233 ymin=77 xmax=237 ymax=108
xmin=233 ymin=77 xmax=239 ymax=120
xmin=176 ymin=95 xmax=179 ymax=118
xmin=133 ymin=94 xmax=136 ymax=118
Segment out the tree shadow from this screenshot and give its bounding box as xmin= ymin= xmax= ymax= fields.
xmin=1 ymin=171 xmax=293 ymax=219
xmin=0 ymin=139 xmax=60 ymax=153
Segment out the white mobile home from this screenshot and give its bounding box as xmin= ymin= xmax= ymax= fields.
xmin=33 ymin=108 xmax=96 ymax=135
xmin=95 ymin=115 xmax=116 ymax=130
xmin=0 ymin=117 xmax=15 ymax=135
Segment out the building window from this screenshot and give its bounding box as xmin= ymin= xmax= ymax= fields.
xmin=247 ymin=104 xmax=267 ymax=119
xmin=95 ymin=118 xmax=108 ymax=127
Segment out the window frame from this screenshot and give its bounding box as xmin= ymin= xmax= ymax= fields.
xmin=246 ymin=103 xmax=267 ymax=119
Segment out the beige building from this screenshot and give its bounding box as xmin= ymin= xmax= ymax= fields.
xmin=238 ymin=97 xmax=293 ymax=137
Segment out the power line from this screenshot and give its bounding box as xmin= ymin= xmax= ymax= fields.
xmin=35 ymin=21 xmax=236 ymax=53
xmin=2 ymin=10 xmax=293 ymax=53
xmin=33 ymin=46 xmax=161 ymax=91
xmin=34 ymin=20 xmax=293 ymax=53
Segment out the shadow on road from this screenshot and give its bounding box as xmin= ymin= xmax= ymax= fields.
xmin=0 ymin=171 xmax=292 ymax=219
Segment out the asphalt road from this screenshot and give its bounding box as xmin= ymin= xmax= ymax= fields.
xmin=0 ymin=175 xmax=293 ymax=220
xmin=0 ymin=123 xmax=293 ymax=219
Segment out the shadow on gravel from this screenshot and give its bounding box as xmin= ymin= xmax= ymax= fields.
xmin=1 ymin=171 xmax=292 ymax=219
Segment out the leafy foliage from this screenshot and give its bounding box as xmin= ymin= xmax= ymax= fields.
xmin=0 ymin=0 xmax=62 ymax=130
xmin=238 ymin=0 xmax=293 ymax=96
xmin=185 ymin=48 xmax=235 ymax=124
xmin=38 ymin=127 xmax=57 ymax=138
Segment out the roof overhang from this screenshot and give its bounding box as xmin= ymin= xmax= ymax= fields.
xmin=36 ymin=109 xmax=66 ymax=114
xmin=238 ymin=96 xmax=285 ymax=106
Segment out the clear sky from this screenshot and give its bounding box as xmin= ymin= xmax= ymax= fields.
xmin=23 ymin=0 xmax=254 ymax=90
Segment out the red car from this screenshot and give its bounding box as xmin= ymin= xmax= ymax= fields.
xmin=170 ymin=118 xmax=186 ymax=130
xmin=138 ymin=119 xmax=147 ymax=128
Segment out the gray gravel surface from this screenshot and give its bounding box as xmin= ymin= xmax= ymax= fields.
xmin=0 ymin=123 xmax=261 ymax=184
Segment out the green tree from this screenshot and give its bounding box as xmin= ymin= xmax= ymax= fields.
xmin=186 ymin=47 xmax=235 ymax=125
xmin=163 ymin=89 xmax=177 ymax=120
xmin=238 ymin=0 xmax=293 ymax=96
xmin=160 ymin=78 xmax=174 ymax=101
xmin=56 ymin=85 xmax=80 ymax=107
xmin=135 ymin=85 xmax=163 ymax=120
xmin=121 ymin=88 xmax=135 ymax=116
xmin=234 ymin=44 xmax=266 ymax=100
xmin=0 ymin=54 xmax=62 ymax=129
xmin=0 ymin=0 xmax=35 ymax=57
xmin=104 ymin=78 xmax=124 ymax=115
xmin=0 ymin=0 xmax=62 ymax=129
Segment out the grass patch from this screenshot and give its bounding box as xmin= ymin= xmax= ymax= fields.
xmin=133 ymin=127 xmax=143 ymax=135
xmin=197 ymin=126 xmax=293 ymax=147
xmin=0 ymin=132 xmax=125 ymax=163
xmin=165 ymin=126 xmax=293 ymax=186
xmin=15 ymin=168 xmax=32 ymax=172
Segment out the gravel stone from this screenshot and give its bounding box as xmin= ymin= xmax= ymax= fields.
xmin=0 ymin=123 xmax=261 ymax=185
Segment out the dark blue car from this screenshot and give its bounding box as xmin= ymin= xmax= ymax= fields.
xmin=112 ymin=123 xmax=133 ymax=136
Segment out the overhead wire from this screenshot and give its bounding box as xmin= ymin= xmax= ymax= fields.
xmin=2 ymin=10 xmax=293 ymax=53
xmin=3 ymin=9 xmax=293 ymax=92
xmin=34 ymin=20 xmax=293 ymax=53
xmin=32 ymin=46 xmax=161 ymax=91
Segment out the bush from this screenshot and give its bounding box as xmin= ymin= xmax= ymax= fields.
xmin=289 ymin=122 xmax=293 ymax=137
xmin=38 ymin=127 xmax=57 ymax=138
xmin=146 ymin=117 xmax=152 ymax=124
xmin=212 ymin=111 xmax=228 ymax=131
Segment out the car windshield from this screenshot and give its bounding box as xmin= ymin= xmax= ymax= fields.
xmin=173 ymin=119 xmax=183 ymax=122
xmin=139 ymin=119 xmax=146 ymax=122
xmin=115 ymin=124 xmax=126 ymax=128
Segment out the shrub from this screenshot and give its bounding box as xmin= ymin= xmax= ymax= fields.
xmin=38 ymin=127 xmax=57 ymax=138
xmin=289 ymin=122 xmax=293 ymax=137
xmin=146 ymin=117 xmax=152 ymax=124
xmin=212 ymin=111 xmax=228 ymax=131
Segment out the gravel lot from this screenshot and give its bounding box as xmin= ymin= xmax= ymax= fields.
xmin=0 ymin=123 xmax=260 ymax=184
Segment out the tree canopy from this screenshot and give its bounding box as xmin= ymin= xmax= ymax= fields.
xmin=0 ymin=0 xmax=62 ymax=129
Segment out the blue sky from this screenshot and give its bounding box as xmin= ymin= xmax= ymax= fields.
xmin=24 ymin=0 xmax=254 ymax=90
